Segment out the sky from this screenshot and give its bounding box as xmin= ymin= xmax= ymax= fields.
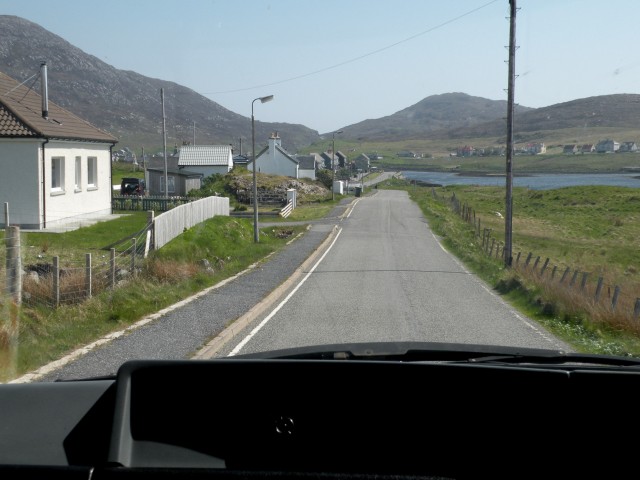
xmin=4 ymin=0 xmax=640 ymax=133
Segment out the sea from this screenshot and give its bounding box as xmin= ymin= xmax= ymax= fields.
xmin=401 ymin=172 xmax=640 ymax=190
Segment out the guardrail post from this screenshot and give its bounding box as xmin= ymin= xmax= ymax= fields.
xmin=533 ymin=256 xmax=540 ymax=272
xmin=551 ymin=265 xmax=557 ymax=279
xmin=525 ymin=252 xmax=532 ymax=267
xmin=569 ymin=270 xmax=579 ymax=288
xmin=540 ymin=258 xmax=550 ymax=276
xmin=581 ymin=272 xmax=588 ymax=291
xmin=560 ymin=267 xmax=570 ymax=284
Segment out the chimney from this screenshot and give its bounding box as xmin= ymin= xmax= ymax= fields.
xmin=40 ymin=62 xmax=48 ymax=119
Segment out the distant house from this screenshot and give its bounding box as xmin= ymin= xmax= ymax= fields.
xmin=563 ymin=144 xmax=578 ymax=155
xmin=232 ymin=154 xmax=249 ymax=167
xmin=618 ymin=142 xmax=638 ymax=153
xmin=525 ymin=142 xmax=546 ymax=154
xmin=294 ymin=155 xmax=317 ymax=180
xmin=0 ymin=68 xmax=117 ymax=229
xmin=456 ymin=146 xmax=475 ymax=157
xmin=580 ymin=144 xmax=595 ymax=154
xmin=248 ymin=132 xmax=299 ymax=178
xmin=146 ymin=168 xmax=202 ymax=196
xmin=595 ymin=139 xmax=619 ymax=153
xmin=178 ymin=145 xmax=233 ymax=177
xmin=397 ymin=150 xmax=418 ymax=158
xmin=354 ymin=154 xmax=370 ymax=171
xmin=335 ymin=151 xmax=347 ymax=168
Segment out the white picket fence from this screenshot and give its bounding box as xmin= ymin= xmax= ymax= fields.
xmin=154 ymin=196 xmax=229 ymax=249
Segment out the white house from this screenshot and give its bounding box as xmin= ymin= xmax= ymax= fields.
xmin=294 ymin=154 xmax=317 ymax=180
xmin=178 ymin=145 xmax=233 ymax=178
xmin=249 ymin=132 xmax=299 ymax=178
xmin=0 ymin=68 xmax=118 ymax=230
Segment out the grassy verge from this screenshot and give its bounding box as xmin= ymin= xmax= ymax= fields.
xmin=1 ymin=216 xmax=307 ymax=380
xmin=381 ymin=177 xmax=640 ymax=356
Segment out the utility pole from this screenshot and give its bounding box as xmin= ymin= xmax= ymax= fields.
xmin=161 ymin=88 xmax=168 ymax=198
xmin=504 ymin=0 xmax=517 ymax=267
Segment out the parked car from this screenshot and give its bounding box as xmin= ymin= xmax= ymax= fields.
xmin=120 ymin=177 xmax=145 ymax=196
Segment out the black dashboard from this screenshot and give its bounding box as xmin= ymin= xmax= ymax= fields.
xmin=1 ymin=348 xmax=639 ymax=479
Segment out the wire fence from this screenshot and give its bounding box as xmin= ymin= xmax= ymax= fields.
xmin=433 ymin=189 xmax=640 ymax=321
xmin=2 ymin=196 xmax=228 ymax=309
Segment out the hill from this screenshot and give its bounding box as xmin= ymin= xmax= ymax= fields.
xmin=338 ymin=93 xmax=533 ymax=140
xmin=440 ymin=94 xmax=640 ymax=141
xmin=0 ymin=15 xmax=320 ymax=152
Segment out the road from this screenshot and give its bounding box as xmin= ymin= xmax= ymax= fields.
xmin=29 ymin=187 xmax=568 ymax=382
xmin=216 ymin=189 xmax=568 ymax=357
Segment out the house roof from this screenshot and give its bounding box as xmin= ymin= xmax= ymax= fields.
xmin=0 ymin=71 xmax=117 ymax=143
xmin=295 ymin=155 xmax=316 ymax=170
xmin=178 ymin=145 xmax=232 ymax=166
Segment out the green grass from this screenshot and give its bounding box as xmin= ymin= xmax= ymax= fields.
xmin=1 ymin=216 xmax=307 ymax=381
xmin=112 ymin=162 xmax=145 ymax=187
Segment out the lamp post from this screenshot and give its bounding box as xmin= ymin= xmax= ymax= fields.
xmin=331 ymin=130 xmax=343 ymax=201
xmin=251 ymin=95 xmax=274 ymax=243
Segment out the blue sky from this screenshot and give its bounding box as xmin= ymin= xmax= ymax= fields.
xmin=4 ymin=0 xmax=640 ymax=133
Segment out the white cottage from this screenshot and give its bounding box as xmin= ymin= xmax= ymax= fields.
xmin=0 ymin=68 xmax=117 ymax=229
xmin=249 ymin=133 xmax=299 ymax=179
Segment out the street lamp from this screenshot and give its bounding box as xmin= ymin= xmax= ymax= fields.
xmin=331 ymin=130 xmax=343 ymax=201
xmin=251 ymin=95 xmax=274 ymax=243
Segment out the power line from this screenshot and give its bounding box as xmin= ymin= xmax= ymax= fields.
xmin=202 ymin=0 xmax=500 ymax=95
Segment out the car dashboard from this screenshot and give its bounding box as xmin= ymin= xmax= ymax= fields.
xmin=1 ymin=344 xmax=639 ymax=479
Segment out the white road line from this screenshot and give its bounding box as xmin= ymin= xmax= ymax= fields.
xmin=345 ymin=198 xmax=360 ymax=219
xmin=228 ymin=227 xmax=344 ymax=356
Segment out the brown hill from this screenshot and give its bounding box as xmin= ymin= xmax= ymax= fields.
xmin=0 ymin=15 xmax=320 ymax=152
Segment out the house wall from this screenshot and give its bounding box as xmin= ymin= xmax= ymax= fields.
xmin=255 ymin=149 xmax=298 ymax=178
xmin=0 ymin=139 xmax=42 ymax=228
xmin=299 ymin=168 xmax=316 ymax=180
xmin=183 ymin=165 xmax=232 ymax=178
xmin=43 ymin=140 xmax=113 ymax=229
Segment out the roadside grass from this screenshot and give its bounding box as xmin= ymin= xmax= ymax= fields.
xmin=2 ymin=216 xmax=307 ymax=380
xmin=381 ymin=178 xmax=640 ymax=356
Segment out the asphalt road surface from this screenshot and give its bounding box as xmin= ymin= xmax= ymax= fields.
xmin=217 ymin=189 xmax=569 ymax=357
xmin=31 ymin=187 xmax=569 ymax=382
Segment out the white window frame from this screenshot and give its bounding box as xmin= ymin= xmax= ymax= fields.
xmin=87 ymin=156 xmax=98 ymax=189
xmin=75 ymin=156 xmax=82 ymax=192
xmin=51 ymin=157 xmax=65 ymax=194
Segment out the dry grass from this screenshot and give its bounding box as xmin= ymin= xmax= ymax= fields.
xmin=143 ymin=258 xmax=200 ymax=283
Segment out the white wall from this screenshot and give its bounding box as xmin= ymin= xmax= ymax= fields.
xmin=43 ymin=141 xmax=113 ymax=229
xmin=184 ymin=165 xmax=231 ymax=178
xmin=0 ymin=139 xmax=42 ymax=228
xmin=255 ymin=149 xmax=298 ymax=178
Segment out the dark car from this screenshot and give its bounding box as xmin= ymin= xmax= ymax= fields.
xmin=120 ymin=178 xmax=145 ymax=196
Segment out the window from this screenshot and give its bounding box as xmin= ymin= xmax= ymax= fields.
xmin=87 ymin=157 xmax=97 ymax=188
xmin=75 ymin=156 xmax=82 ymax=191
xmin=160 ymin=175 xmax=176 ymax=194
xmin=51 ymin=157 xmax=65 ymax=193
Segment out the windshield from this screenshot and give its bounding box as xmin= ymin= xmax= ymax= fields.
xmin=1 ymin=0 xmax=640 ymax=383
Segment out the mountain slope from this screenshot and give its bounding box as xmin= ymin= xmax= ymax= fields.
xmin=339 ymin=92 xmax=532 ymax=140
xmin=0 ymin=15 xmax=320 ymax=151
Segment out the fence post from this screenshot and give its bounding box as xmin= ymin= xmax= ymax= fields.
xmin=611 ymin=286 xmax=621 ymax=311
xmin=569 ymin=270 xmax=579 ymax=288
xmin=533 ymin=256 xmax=540 ymax=272
xmin=594 ymin=277 xmax=604 ymax=302
xmin=5 ymin=226 xmax=21 ymax=305
xmin=634 ymin=298 xmax=640 ymax=319
xmin=525 ymin=252 xmax=532 ymax=267
xmin=110 ymin=248 xmax=116 ymax=288
xmin=130 ymin=238 xmax=136 ymax=275
xmin=53 ymin=256 xmax=60 ymax=308
xmin=560 ymin=267 xmax=570 ymax=284
xmin=489 ymin=238 xmax=495 ymax=257
xmin=580 ymin=272 xmax=588 ymax=291
xmin=551 ymin=265 xmax=558 ymax=279
xmin=540 ymin=258 xmax=550 ymax=276
xmin=147 ymin=210 xmax=155 ymax=251
xmin=85 ymin=253 xmax=92 ymax=299
xmin=516 ymin=251 xmax=521 ymax=266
